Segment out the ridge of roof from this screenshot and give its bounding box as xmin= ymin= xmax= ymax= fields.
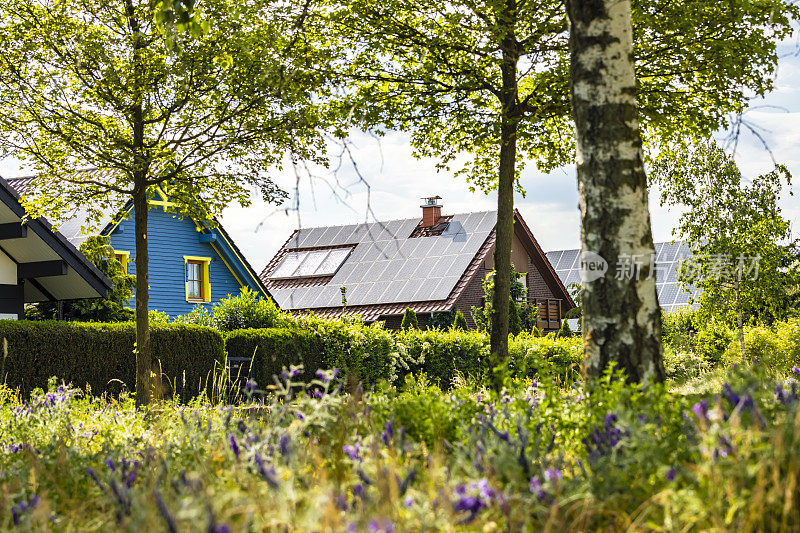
xmin=7 ymin=173 xmax=270 ymax=298
xmin=0 ymin=176 xmax=113 ymax=296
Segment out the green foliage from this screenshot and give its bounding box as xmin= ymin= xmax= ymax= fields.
xmin=400 ymin=308 xmax=418 ymax=330
xmin=452 ymin=308 xmax=469 ymax=331
xmin=0 ymin=320 xmax=224 ymax=401
xmin=26 ymin=236 xmax=135 ymax=322
xmin=175 ymin=288 xmax=292 ymax=332
xmin=472 ymin=266 xmax=530 ymax=332
xmin=556 ymin=319 xmax=573 ymax=338
xmin=225 ymin=319 xmax=581 ymax=390
xmin=4 ymin=352 xmax=800 ymax=529
xmin=428 ymin=310 xmax=455 ymax=330
xmin=653 ymin=142 xmax=797 ymax=344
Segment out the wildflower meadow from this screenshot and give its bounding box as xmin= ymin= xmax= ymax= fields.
xmin=2 ymin=354 xmax=800 ymax=531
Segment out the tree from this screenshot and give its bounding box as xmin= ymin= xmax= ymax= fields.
xmin=652 ymin=141 xmax=796 ymax=363
xmin=330 ymin=0 xmax=798 ymax=366
xmin=452 ymin=308 xmax=469 ymax=331
xmin=0 ymin=0 xmax=333 ymax=405
xmin=26 ymin=236 xmax=135 ymax=322
xmin=567 ymin=0 xmax=664 ymax=382
xmin=471 ymin=265 xmax=531 ymax=336
xmin=400 ymin=308 xmax=419 ymax=330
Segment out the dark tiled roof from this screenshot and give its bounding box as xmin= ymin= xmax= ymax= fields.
xmin=263 ymin=211 xmax=497 ymax=311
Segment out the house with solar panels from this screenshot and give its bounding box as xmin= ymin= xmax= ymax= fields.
xmin=545 ymin=241 xmax=697 ymax=313
xmin=261 ymin=197 xmax=575 ymax=330
xmin=0 ymin=177 xmax=112 ymax=318
xmin=6 ymin=170 xmax=269 ymax=317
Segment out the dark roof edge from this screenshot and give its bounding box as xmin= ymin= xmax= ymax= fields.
xmin=513 ymin=209 xmax=576 ymax=311
xmin=0 ymin=176 xmax=113 ymax=296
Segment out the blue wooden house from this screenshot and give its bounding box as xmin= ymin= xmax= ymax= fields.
xmin=8 ymin=173 xmax=269 ymax=317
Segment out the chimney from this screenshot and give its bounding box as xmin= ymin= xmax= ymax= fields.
xmin=420 ymin=196 xmax=442 ymax=227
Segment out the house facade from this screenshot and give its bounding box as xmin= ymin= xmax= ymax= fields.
xmin=8 ymin=173 xmax=268 ymax=317
xmin=261 ymin=198 xmax=574 ymax=330
xmin=0 ymin=177 xmax=112 ymax=318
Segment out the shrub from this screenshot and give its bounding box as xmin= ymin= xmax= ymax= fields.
xmin=225 ymin=328 xmax=325 ymax=386
xmin=175 ymin=288 xmax=293 ymax=331
xmin=556 ymin=319 xmax=573 ymax=338
xmin=394 ymin=328 xmax=488 ymax=387
xmin=0 ymin=320 xmax=224 ymax=401
xmin=508 ymin=333 xmax=582 ymax=383
xmin=226 ymin=318 xmax=400 ymax=388
xmin=452 ymin=309 xmax=469 ymax=331
xmin=400 ymin=308 xmax=418 ymax=330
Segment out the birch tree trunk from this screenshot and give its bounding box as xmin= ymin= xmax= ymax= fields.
xmin=567 ymin=0 xmax=665 ymax=382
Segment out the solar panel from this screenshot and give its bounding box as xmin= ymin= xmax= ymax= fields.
xmin=271 ymin=252 xmax=305 ymax=278
xmin=270 ymin=247 xmax=352 ymax=278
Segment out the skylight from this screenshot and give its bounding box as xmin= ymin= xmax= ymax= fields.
xmin=271 ymin=247 xmax=352 ymax=279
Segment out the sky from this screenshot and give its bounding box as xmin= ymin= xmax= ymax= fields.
xmin=2 ymin=39 xmax=799 ymax=273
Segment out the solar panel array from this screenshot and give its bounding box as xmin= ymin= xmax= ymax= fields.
xmin=269 ymin=211 xmax=497 ymax=310
xmin=545 ymin=241 xmax=697 ymax=312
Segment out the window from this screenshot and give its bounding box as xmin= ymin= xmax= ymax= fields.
xmin=114 ymin=251 xmax=130 ymax=274
xmin=184 ymin=256 xmax=211 ymax=302
xmin=271 ymin=247 xmax=353 ymax=279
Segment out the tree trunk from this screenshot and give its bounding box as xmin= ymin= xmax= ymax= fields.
xmin=133 ymin=184 xmax=153 ymax=406
xmin=567 ymin=0 xmax=665 ymax=382
xmin=489 ymin=2 xmax=520 ymax=380
xmin=126 ymin=0 xmax=153 ymax=406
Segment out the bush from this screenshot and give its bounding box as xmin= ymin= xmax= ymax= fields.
xmin=227 ymin=318 xmax=400 ymax=388
xmin=0 ymin=320 xmax=224 ymax=401
xmin=175 ymin=288 xmax=293 ymax=331
xmin=452 ymin=309 xmax=469 ymax=331
xmin=400 ymin=308 xmax=418 ymax=330
xmin=508 ymin=333 xmax=582 ymax=383
xmin=394 ymin=328 xmax=488 ymax=387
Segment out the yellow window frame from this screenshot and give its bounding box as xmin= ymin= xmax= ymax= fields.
xmin=184 ymin=256 xmax=212 ymax=303
xmin=113 ymin=250 xmax=130 ymax=274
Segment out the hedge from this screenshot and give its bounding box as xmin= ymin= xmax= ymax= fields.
xmin=0 ymin=320 xmax=225 ymax=401
xmin=226 ymin=320 xmax=583 ymax=390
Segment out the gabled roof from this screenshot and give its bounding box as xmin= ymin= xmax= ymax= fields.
xmin=262 ymin=210 xmax=574 ymax=319
xmin=6 ymin=171 xmax=269 ymax=299
xmin=0 ymin=177 xmax=112 ymax=302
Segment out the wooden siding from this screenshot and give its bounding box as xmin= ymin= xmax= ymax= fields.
xmin=107 ymin=207 xmax=244 ymax=317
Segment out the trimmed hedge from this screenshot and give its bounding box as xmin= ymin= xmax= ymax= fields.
xmin=0 ymin=320 xmax=224 ymax=401
xmin=226 ymin=320 xmax=583 ymax=390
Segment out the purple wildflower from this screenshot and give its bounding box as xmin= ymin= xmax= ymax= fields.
xmin=692 ymin=399 xmax=709 ymax=420
xmin=315 ymin=369 xmax=330 ymax=383
xmin=244 ymin=379 xmax=257 ymax=394
xmin=215 ymin=526 xmax=232 ymax=533
xmin=544 ymin=468 xmax=562 ymax=482
xmin=722 ymin=384 xmax=741 ymax=407
xmin=228 ymin=434 xmax=240 ymax=458
xmin=367 ymin=519 xmax=395 ymax=533
xmin=352 ymin=484 xmax=364 ymax=498
xmin=279 ymin=433 xmax=290 ymax=456
xmin=106 ymin=458 xmax=115 ymax=472
xmin=343 ymin=444 xmax=360 ymax=460
xmin=793 ymin=366 xmax=800 ymax=375
xmin=404 ymin=495 xmax=413 ymax=508
xmin=666 ymin=468 xmax=676 ymax=481
xmin=381 ymin=422 xmax=394 ymax=444
xmin=530 ymin=476 xmax=546 ymax=500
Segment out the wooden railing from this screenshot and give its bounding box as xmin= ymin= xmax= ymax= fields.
xmin=531 ymin=298 xmax=562 ymax=331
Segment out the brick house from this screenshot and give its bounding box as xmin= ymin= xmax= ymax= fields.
xmin=261 ymin=198 xmax=574 ymax=330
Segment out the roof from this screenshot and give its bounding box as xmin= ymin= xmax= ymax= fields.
xmin=262 ymin=210 xmax=574 ymax=318
xmin=545 ymin=241 xmax=697 ymax=312
xmin=6 ymin=171 xmax=270 ymax=299
xmin=0 ymin=177 xmax=113 ymax=302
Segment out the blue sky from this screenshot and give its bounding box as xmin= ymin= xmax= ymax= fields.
xmin=2 ymin=38 xmax=799 ymax=272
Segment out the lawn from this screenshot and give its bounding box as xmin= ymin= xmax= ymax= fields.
xmin=2 ymin=358 xmax=799 ymax=531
